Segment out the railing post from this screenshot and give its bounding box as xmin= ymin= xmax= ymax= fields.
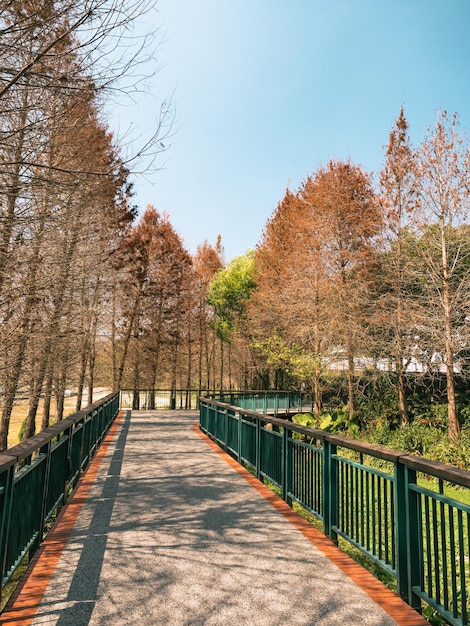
xmin=35 ymin=441 xmax=52 ymax=556
xmin=237 ymin=411 xmax=242 ymax=464
xmin=404 ymin=464 xmax=423 ymax=612
xmin=394 ymin=460 xmax=410 ymax=604
xmin=282 ymin=426 xmax=292 ymax=505
xmin=223 ymin=407 xmax=228 ymax=450
xmin=214 ymin=405 xmax=219 ymax=441
xmin=323 ymin=438 xmax=338 ymax=543
xmin=64 ymin=422 xmax=74 ymax=499
xmin=256 ymin=418 xmax=261 ymax=480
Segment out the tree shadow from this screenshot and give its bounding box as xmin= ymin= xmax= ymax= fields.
xmin=52 ymin=410 xmax=132 ymax=625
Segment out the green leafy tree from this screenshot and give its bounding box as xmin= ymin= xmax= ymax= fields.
xmin=208 ymin=250 xmax=256 ymax=340
xmin=208 ymin=251 xmax=256 ymax=388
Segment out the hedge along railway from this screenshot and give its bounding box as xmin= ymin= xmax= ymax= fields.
xmin=200 ymin=392 xmax=470 ymax=626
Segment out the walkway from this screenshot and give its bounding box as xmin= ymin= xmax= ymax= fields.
xmin=1 ymin=411 xmax=428 ymax=626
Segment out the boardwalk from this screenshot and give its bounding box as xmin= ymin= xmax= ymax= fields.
xmin=2 ymin=411 xmax=427 ymax=626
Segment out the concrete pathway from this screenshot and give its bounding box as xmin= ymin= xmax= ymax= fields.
xmin=5 ymin=411 xmax=426 ymax=625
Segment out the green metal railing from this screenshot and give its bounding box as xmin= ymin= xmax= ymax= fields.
xmin=0 ymin=392 xmax=120 ymax=595
xmin=120 ymin=389 xmax=309 ymax=413
xmin=215 ymin=390 xmax=308 ymax=415
xmin=200 ymin=395 xmax=470 ymax=626
xmin=120 ymin=389 xmax=202 ymax=410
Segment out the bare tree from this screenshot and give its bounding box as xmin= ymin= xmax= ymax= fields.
xmin=378 ymin=108 xmax=418 ymax=425
xmin=412 ymin=111 xmax=470 ymax=439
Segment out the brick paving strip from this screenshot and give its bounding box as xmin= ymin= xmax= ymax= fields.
xmin=0 ymin=411 xmax=125 ymax=626
xmin=1 ymin=411 xmax=429 ymax=625
xmin=194 ymin=425 xmax=428 ymax=626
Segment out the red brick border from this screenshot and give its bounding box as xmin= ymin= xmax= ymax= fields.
xmin=194 ymin=424 xmax=428 ymax=626
xmin=0 ymin=411 xmax=125 ymax=626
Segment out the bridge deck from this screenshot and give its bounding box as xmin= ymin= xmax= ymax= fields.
xmin=2 ymin=411 xmax=427 ymax=626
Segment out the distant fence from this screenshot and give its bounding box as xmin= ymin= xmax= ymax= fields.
xmin=0 ymin=392 xmax=120 ymax=595
xmin=119 ymin=389 xmax=312 ymax=413
xmin=119 ymin=389 xmax=202 ymax=410
xmin=215 ymin=390 xmax=310 ymax=415
xmin=200 ymin=394 xmax=470 ymax=626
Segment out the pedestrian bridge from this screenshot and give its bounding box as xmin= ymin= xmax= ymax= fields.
xmin=0 ymin=393 xmax=465 ymax=625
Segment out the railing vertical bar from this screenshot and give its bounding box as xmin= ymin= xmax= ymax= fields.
xmin=292 ymin=442 xmax=297 ymax=499
xmin=432 ymin=498 xmax=440 ymax=606
xmin=378 ymin=476 xmax=383 ymax=562
xmin=390 ymin=481 xmax=396 ymax=570
xmin=424 ymin=496 xmax=432 ymax=599
xmin=458 ymin=510 xmax=468 ymax=625
xmin=304 ymin=445 xmax=308 ymax=506
xmin=354 ymin=465 xmax=358 ymax=543
xmin=372 ymin=473 xmax=377 ymax=556
xmin=365 ymin=470 xmax=371 ymax=553
xmin=339 ymin=460 xmax=345 ymax=533
xmin=384 ymin=478 xmax=390 ymax=565
xmin=255 ymin=417 xmax=262 ymax=472
xmin=306 ymin=444 xmax=310 ymax=507
xmin=317 ymin=446 xmax=321 ymax=513
xmin=441 ymin=497 xmax=449 ymax=612
xmin=448 ymin=505 xmax=457 ymax=618
xmin=308 ymin=447 xmax=312 ymax=510
xmin=360 ymin=466 xmax=365 ymax=548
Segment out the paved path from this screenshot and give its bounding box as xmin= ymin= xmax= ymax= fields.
xmin=4 ymin=411 xmax=427 ymax=625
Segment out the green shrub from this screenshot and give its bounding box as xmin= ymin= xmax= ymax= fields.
xmin=320 ymin=407 xmax=360 ymax=438
xmin=291 ymin=412 xmax=316 ymax=428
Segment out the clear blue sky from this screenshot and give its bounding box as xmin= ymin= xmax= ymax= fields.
xmin=109 ymin=0 xmax=470 ymax=262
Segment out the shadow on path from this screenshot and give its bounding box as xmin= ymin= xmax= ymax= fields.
xmin=53 ymin=410 xmax=131 ymax=625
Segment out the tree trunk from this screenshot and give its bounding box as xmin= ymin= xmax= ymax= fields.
xmin=116 ymin=293 xmax=141 ymax=391
xmin=132 ymin=357 xmax=140 ymax=410
xmin=87 ymin=311 xmax=98 ymax=405
xmin=0 ymin=89 xmax=29 ymax=296
xmin=440 ymin=224 xmax=460 ymax=439
xmin=396 ymin=353 xmax=409 ymax=426
xmin=55 ymin=365 xmax=67 ymax=421
xmin=76 ymin=349 xmax=88 ymax=411
xmin=346 ymin=335 xmax=355 ymax=421
xmin=220 ymin=337 xmax=224 ymax=391
xmin=23 ymin=217 xmax=79 ymax=439
xmin=41 ymin=366 xmax=54 ymax=431
xmin=313 ymin=372 xmax=322 ymax=415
